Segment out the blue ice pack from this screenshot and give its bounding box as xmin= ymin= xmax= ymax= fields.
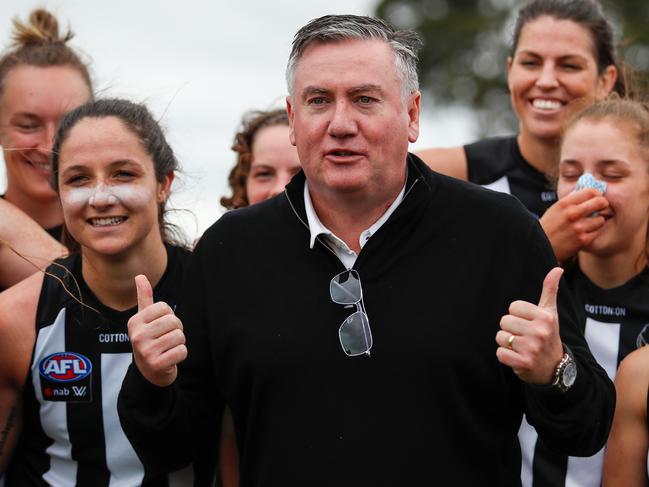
xmin=574 ymin=173 xmax=607 ymax=194
xmin=574 ymin=173 xmax=607 ymax=217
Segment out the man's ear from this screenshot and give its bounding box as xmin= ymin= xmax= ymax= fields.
xmin=407 ymin=91 xmax=421 ymax=143
xmin=286 ymin=96 xmax=296 ymax=146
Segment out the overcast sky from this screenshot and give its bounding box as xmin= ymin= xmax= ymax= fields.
xmin=0 ymin=0 xmax=475 ymax=239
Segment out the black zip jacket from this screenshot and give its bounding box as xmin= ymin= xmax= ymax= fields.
xmin=118 ymin=154 xmax=614 ymax=486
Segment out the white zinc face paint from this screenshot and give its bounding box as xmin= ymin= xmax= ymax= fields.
xmin=61 ymin=182 xmax=155 ymax=212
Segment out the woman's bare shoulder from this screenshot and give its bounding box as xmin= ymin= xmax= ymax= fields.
xmin=0 ymin=273 xmax=44 ymax=387
xmin=414 ymin=146 xmax=468 ymax=180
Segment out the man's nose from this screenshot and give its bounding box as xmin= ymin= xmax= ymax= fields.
xmin=328 ymin=100 xmax=358 ymax=138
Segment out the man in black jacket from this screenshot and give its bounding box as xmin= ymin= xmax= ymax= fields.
xmin=119 ymin=15 xmax=614 ymax=486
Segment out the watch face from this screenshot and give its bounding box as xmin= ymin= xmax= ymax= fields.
xmin=563 ymin=361 xmax=577 ymax=388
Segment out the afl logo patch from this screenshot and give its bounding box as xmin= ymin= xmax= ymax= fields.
xmin=39 ymin=352 xmax=92 ymax=383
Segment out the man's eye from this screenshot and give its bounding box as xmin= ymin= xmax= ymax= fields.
xmin=308 ymin=97 xmax=327 ymax=105
xmin=358 ymin=96 xmax=374 ymax=105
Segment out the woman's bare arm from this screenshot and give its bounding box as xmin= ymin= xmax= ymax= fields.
xmin=0 ymin=273 xmax=41 ymax=473
xmin=603 ymin=346 xmax=649 ymax=487
xmin=0 ymin=199 xmax=66 ymax=289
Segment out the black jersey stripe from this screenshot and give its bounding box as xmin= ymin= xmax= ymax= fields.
xmin=532 ymin=439 xmax=567 ymax=487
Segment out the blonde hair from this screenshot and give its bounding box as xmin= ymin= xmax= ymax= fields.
xmin=0 ymin=8 xmax=92 ymax=96
xmin=562 ymin=95 xmax=649 ymax=163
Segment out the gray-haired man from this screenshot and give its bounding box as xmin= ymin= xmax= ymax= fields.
xmin=119 ymin=15 xmax=613 ymax=485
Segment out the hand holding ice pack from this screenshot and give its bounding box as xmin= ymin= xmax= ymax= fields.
xmin=574 ymin=173 xmax=607 ymax=194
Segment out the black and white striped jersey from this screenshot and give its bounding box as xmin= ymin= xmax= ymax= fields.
xmin=520 ymin=264 xmax=649 ymax=487
xmin=5 ymin=245 xmax=198 ymax=487
xmin=465 ymin=136 xmax=557 ymax=218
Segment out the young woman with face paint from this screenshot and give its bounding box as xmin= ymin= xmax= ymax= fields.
xmin=0 ymin=99 xmax=212 ymax=486
xmin=415 ymin=0 xmax=621 ymax=263
xmin=518 ymin=97 xmax=649 ymax=487
xmin=0 ymin=9 xmax=94 ymax=289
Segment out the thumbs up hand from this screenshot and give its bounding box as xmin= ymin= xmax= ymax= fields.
xmin=127 ymin=274 xmax=187 ymax=387
xmin=496 ymin=267 xmax=566 ymax=384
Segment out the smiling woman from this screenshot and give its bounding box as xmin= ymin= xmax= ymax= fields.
xmin=0 ymin=99 xmax=209 ymax=486
xmin=0 ymin=8 xmax=93 ymax=289
xmin=415 ymin=0 xmax=622 ymax=262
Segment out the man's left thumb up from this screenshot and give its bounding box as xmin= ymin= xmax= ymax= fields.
xmin=538 ymin=267 xmax=564 ymax=311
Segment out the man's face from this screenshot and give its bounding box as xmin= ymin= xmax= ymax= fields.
xmin=287 ymin=39 xmax=420 ymax=203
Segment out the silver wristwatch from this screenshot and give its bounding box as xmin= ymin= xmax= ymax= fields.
xmin=551 ymin=350 xmax=577 ymax=392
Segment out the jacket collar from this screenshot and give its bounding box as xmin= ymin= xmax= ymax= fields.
xmin=284 ymin=152 xmax=435 ymax=225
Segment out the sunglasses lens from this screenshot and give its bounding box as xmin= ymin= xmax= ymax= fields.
xmin=330 ymin=270 xmax=362 ymax=305
xmin=339 ymin=311 xmax=372 ymax=356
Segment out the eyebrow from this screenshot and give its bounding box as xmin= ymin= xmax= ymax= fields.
xmin=9 ymin=112 xmax=40 ymax=121
xmin=560 ymin=159 xmax=630 ymax=167
xmin=60 ymin=159 xmax=142 ymax=177
xmin=301 ymin=86 xmax=330 ymax=100
xmin=517 ymin=50 xmax=588 ymax=62
xmin=598 ymin=159 xmax=630 ymax=168
xmin=348 ymin=84 xmax=383 ymax=95
xmin=300 ymin=84 xmax=384 ymax=100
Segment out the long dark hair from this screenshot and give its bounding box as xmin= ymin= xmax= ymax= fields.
xmin=511 ymin=0 xmax=626 ymax=96
xmin=51 ymin=98 xmax=185 ymax=251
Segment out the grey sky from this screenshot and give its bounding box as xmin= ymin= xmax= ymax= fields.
xmin=0 ymin=0 xmax=475 ymax=239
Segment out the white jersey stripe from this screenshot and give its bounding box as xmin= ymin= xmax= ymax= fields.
xmin=584 ymin=318 xmax=620 ymax=380
xmin=33 ymin=308 xmax=78 ymax=487
xmin=562 ymin=318 xmax=620 ymax=486
xmin=101 ymin=353 xmax=144 ymax=487
xmin=482 ymin=175 xmax=512 ymax=195
xmin=518 ymin=416 xmax=536 ymax=487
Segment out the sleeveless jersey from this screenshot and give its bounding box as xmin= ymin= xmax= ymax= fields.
xmin=465 ymin=136 xmax=557 ymax=218
xmin=519 ymin=265 xmax=649 ymax=487
xmin=6 ymin=245 xmax=198 ymax=487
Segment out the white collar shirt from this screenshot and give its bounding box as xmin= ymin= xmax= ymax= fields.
xmin=303 ymin=180 xmax=406 ymax=269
